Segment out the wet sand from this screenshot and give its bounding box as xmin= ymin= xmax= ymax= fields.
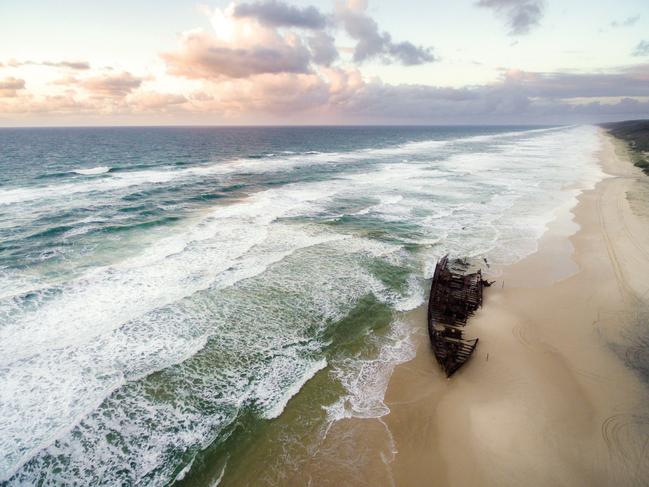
xmin=375 ymin=130 xmax=649 ymax=486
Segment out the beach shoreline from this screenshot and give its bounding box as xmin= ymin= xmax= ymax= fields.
xmin=6 ymin=126 xmax=647 ymax=486
xmin=289 ymin=129 xmax=649 ymax=487
xmin=370 ymin=129 xmax=649 ymax=486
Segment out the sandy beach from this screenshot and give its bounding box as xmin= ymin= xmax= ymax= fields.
xmin=293 ymin=129 xmax=649 ymax=487
xmin=379 ymin=130 xmax=649 ymax=486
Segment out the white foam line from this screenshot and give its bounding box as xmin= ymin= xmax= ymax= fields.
xmin=172 ymin=455 xmax=196 ymax=483
xmin=209 ymin=459 xmax=228 ymax=487
xmin=324 ymin=319 xmax=417 ymax=424
xmin=73 ymin=166 xmax=110 ymax=175
xmin=262 ymin=358 xmax=328 ymax=420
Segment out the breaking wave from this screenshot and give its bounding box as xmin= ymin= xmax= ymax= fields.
xmin=0 ymin=124 xmax=604 ymax=484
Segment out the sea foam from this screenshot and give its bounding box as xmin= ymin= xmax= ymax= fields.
xmin=73 ymin=166 xmax=111 ymax=175
xmin=0 ymin=125 xmax=605 ymax=484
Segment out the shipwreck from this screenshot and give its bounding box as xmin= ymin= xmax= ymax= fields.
xmin=427 ymin=255 xmax=489 ymax=377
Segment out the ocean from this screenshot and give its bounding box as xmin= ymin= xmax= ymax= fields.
xmin=0 ymin=125 xmax=603 ymax=485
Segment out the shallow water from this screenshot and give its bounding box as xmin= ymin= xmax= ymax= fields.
xmin=0 ymin=125 xmax=603 ymax=485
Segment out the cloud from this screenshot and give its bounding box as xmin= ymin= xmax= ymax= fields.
xmin=80 ymin=71 xmax=143 ymax=97
xmin=476 ymin=0 xmax=546 ymax=35
xmin=6 ymin=59 xmax=90 ymax=70
xmin=4 ymin=0 xmax=649 ymax=127
xmin=322 ymin=73 xmax=649 ymax=124
xmin=500 ymin=65 xmax=649 ymax=98
xmin=41 ymin=61 xmax=90 ymax=70
xmin=308 ymin=31 xmax=339 ymax=66
xmin=128 ymin=92 xmax=188 ymax=111
xmin=233 ymin=0 xmax=327 ymax=29
xmin=331 ymin=82 xmax=529 ymax=121
xmin=162 ymin=1 xmax=434 ymax=79
xmin=337 ymin=3 xmax=434 ymax=65
xmin=633 ymin=40 xmax=649 ymax=57
xmin=610 ymin=15 xmax=640 ymax=28
xmin=204 ymin=72 xmax=333 ymax=115
xmin=0 ymin=77 xmax=26 ymax=97
xmin=0 ymin=77 xmax=26 ymax=90
xmin=0 ymin=92 xmax=95 ymax=115
xmin=0 ymin=90 xmax=187 ymax=119
xmin=146 ymin=63 xmax=649 ymax=122
xmin=388 ymin=41 xmax=435 ymax=66
xmin=51 ymin=75 xmax=80 ymax=86
xmin=162 ymin=29 xmax=312 ymax=79
xmin=4 ymin=63 xmax=649 ymax=124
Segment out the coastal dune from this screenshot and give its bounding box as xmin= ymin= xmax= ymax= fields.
xmin=292 ymin=129 xmax=649 ymax=486
xmin=379 ymin=130 xmax=649 ymax=486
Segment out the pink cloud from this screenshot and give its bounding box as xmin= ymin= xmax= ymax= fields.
xmin=162 ymin=1 xmax=434 ymax=82
xmin=128 ymin=92 xmax=188 ymax=111
xmin=2 ymin=59 xmax=649 ymax=125
xmin=162 ymin=29 xmax=312 ymax=79
xmin=80 ymin=72 xmax=143 ymax=97
xmin=6 ymin=59 xmax=90 ymax=70
xmin=0 ymin=77 xmax=26 ymax=98
xmin=0 ymin=93 xmax=92 ymax=114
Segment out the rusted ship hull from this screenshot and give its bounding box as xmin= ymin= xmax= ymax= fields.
xmin=427 ymin=256 xmax=484 ymax=377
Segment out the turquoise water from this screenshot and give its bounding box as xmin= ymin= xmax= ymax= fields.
xmin=0 ymin=125 xmax=603 ymax=485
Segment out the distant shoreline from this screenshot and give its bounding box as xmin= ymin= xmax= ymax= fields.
xmin=602 ymin=119 xmax=649 ymax=174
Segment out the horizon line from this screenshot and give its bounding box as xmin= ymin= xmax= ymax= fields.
xmin=0 ymin=122 xmax=572 ymax=130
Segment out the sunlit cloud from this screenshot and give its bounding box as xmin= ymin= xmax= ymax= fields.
xmin=80 ymin=71 xmax=144 ymax=97
xmin=0 ymin=77 xmax=26 ymax=98
xmin=5 ymin=59 xmax=91 ymax=70
xmin=127 ymin=92 xmax=188 ymax=112
xmin=1 ymin=0 xmax=649 ymax=125
xmin=4 ymin=62 xmax=649 ymax=125
xmin=162 ymin=28 xmax=313 ymax=79
xmin=162 ymin=0 xmax=434 ymax=81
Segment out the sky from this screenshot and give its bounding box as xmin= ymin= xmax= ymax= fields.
xmin=0 ymin=0 xmax=648 ymax=126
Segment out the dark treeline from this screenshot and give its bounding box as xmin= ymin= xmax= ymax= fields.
xmin=602 ymin=120 xmax=649 ymax=174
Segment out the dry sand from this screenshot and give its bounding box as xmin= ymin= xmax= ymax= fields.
xmin=288 ymin=130 xmax=649 ymax=487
